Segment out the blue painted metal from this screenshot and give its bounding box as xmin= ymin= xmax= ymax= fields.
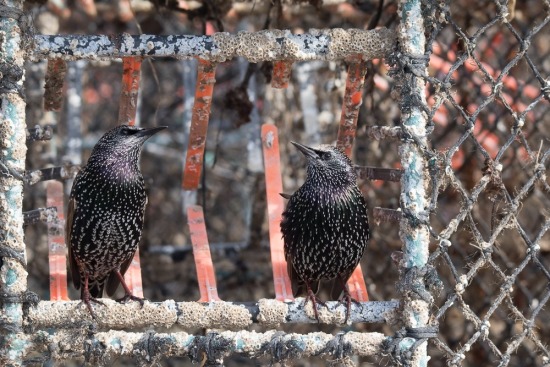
xmin=0 ymin=1 xmax=28 ymax=366
xmin=397 ymin=0 xmax=431 ymax=366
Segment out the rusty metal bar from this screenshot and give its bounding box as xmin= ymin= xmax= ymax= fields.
xmin=31 ymin=29 xmax=396 ymax=62
xmin=27 ymin=299 xmax=399 ymax=329
xmin=15 ymin=329 xmax=388 ymax=363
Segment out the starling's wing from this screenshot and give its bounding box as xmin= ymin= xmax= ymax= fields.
xmin=105 ymin=255 xmax=133 ymax=297
xmin=280 ymin=193 xmax=292 ymax=200
xmin=66 ymin=196 xmax=81 ymax=290
xmin=286 ymin=256 xmax=305 ymax=297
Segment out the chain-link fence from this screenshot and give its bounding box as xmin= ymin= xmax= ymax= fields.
xmin=421 ymin=0 xmax=550 ymax=366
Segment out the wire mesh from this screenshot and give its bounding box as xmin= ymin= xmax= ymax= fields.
xmin=417 ymin=0 xmax=550 ymax=366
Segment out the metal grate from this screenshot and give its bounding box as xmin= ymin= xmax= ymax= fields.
xmin=416 ymin=0 xmax=550 ymax=366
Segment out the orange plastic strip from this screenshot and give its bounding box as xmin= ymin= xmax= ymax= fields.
xmin=271 ymin=61 xmax=293 ymax=89
xmin=336 ymin=57 xmax=368 ymax=157
xmin=261 ymin=125 xmax=294 ymax=301
xmin=46 ymin=181 xmax=69 ymax=301
xmin=119 ymin=57 xmax=142 ymax=126
xmin=188 ymin=205 xmax=221 ymax=301
xmin=124 ymin=249 xmax=144 ymax=298
xmin=182 ymin=60 xmax=216 ymax=190
xmin=347 ymin=266 xmax=369 ymax=301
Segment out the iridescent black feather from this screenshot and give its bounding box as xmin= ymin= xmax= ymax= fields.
xmin=281 ymin=142 xmax=370 ymax=321
xmin=66 ymin=124 xmax=166 ymax=316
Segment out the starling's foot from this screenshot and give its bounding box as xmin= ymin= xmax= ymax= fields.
xmin=115 ymin=293 xmax=145 ymax=307
xmin=340 ymin=290 xmax=360 ymax=324
xmin=304 ymin=288 xmax=327 ymax=323
xmin=80 ymin=296 xmax=105 ymax=319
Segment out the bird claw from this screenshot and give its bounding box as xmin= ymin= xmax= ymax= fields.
xmin=115 ymin=294 xmax=145 ymax=307
xmin=304 ymin=288 xmax=327 ymax=323
xmin=340 ymin=291 xmax=360 ymax=324
xmin=80 ymin=297 xmax=105 ymax=320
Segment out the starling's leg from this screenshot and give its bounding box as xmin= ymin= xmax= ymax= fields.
xmin=338 ymin=277 xmax=360 ymax=324
xmin=80 ymin=274 xmax=105 ymax=319
xmin=113 ymin=270 xmax=145 ymax=306
xmin=303 ymin=282 xmax=327 ymax=322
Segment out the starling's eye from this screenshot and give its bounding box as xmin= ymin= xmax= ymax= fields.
xmin=320 ymin=152 xmax=332 ymax=160
xmin=120 ymin=127 xmax=139 ymax=136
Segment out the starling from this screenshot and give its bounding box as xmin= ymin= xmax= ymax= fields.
xmin=281 ymin=142 xmax=370 ymax=322
xmin=66 ymin=124 xmax=166 ymax=316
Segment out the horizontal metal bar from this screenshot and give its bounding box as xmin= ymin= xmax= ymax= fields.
xmin=21 ymin=329 xmax=387 ymax=362
xmin=373 ymin=207 xmax=402 ymax=224
xmin=356 ymin=166 xmax=403 ymax=181
xmin=31 ymin=28 xmax=396 ymax=62
xmin=26 ymin=299 xmax=399 ymax=330
xmin=24 ymin=164 xmax=80 ymax=185
xmin=23 ymin=207 xmax=57 ymax=226
xmin=364 ymin=126 xmax=403 ymax=141
xmin=26 ymin=125 xmax=53 ymax=142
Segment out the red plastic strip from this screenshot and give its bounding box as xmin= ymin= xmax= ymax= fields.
xmin=336 ymin=58 xmax=368 ymax=157
xmin=46 ymin=181 xmax=69 ymax=301
xmin=261 ymin=125 xmax=294 ymax=301
xmin=347 ymin=266 xmax=369 ymax=302
xmin=182 ymin=60 xmax=216 ymax=190
xmin=271 ymin=61 xmax=293 ymax=89
xmin=119 ymin=57 xmax=142 ymax=126
xmin=188 ymin=205 xmax=221 ymax=302
xmin=123 ymin=249 xmax=144 ymax=298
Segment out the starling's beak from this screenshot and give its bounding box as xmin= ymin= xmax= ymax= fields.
xmin=291 ymin=141 xmax=318 ymax=159
xmin=136 ymin=126 xmax=168 ymax=138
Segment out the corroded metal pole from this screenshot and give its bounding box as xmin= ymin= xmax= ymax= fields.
xmin=0 ymin=1 xmax=29 ymax=366
xmin=397 ymin=0 xmax=431 ymax=366
xmin=31 ymin=29 xmax=396 ymax=62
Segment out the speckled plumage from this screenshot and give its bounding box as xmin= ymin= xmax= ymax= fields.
xmin=281 ymin=142 xmax=370 ymax=321
xmin=66 ymin=124 xmax=166 ymax=315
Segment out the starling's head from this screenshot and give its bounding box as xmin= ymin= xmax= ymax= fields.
xmin=90 ymin=125 xmax=167 ymax=163
xmin=291 ymin=141 xmax=356 ymax=183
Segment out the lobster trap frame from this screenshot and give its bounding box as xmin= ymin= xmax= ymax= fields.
xmin=1 ymin=0 xmax=549 ymax=366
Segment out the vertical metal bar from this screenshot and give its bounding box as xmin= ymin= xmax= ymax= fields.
xmin=271 ymin=61 xmax=293 ymax=89
xmin=336 ymin=57 xmax=368 ymax=157
xmin=119 ymin=57 xmax=142 ymax=126
xmin=397 ymin=0 xmax=430 ymax=366
xmin=0 ymin=1 xmax=28 ymax=365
